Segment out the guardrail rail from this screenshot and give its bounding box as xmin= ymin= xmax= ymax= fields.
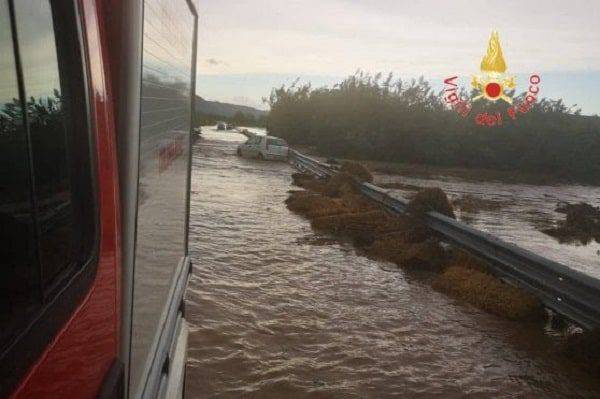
xmin=289 ymin=149 xmax=600 ymax=330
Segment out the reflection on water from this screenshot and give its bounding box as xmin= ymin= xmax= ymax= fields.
xmin=185 ymin=129 xmax=600 ymax=398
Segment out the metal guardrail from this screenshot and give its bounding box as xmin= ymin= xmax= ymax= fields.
xmin=289 ymin=150 xmax=334 ymax=179
xmin=289 ymin=150 xmax=600 ymax=330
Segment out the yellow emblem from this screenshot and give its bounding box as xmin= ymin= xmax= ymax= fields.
xmin=472 ymin=31 xmax=515 ymax=104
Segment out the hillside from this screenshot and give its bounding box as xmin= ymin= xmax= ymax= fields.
xmin=195 ymin=96 xmax=267 ymax=119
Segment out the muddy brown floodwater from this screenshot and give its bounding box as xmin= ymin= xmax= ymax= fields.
xmin=375 ymin=173 xmax=600 ymax=279
xmin=185 ymin=129 xmax=600 ymax=398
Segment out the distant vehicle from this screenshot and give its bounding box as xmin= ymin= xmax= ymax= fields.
xmin=226 ymin=122 xmax=235 ymax=130
xmin=217 ymin=122 xmax=226 ymax=130
xmin=237 ymin=135 xmax=289 ymax=161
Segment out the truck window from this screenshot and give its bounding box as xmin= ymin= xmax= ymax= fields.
xmin=0 ymin=0 xmax=96 ymax=394
xmin=0 ymin=0 xmax=39 ymax=353
xmin=17 ymin=0 xmax=77 ymax=290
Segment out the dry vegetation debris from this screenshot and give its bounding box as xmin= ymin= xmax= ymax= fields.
xmin=339 ymin=161 xmax=373 ymax=183
xmin=406 ymin=187 xmax=456 ymax=219
xmin=543 ymin=202 xmax=600 ymax=245
xmin=287 ymin=166 xmax=542 ymax=321
xmin=432 ymin=265 xmax=543 ymax=320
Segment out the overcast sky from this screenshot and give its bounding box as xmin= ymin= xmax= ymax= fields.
xmin=196 ymin=0 xmax=600 ymax=114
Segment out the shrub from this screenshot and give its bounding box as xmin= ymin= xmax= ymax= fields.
xmin=267 ymin=72 xmax=600 ymax=184
xmin=407 ymin=187 xmax=456 ymax=219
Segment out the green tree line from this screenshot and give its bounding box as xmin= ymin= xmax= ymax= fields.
xmin=266 ymin=72 xmax=600 ymax=184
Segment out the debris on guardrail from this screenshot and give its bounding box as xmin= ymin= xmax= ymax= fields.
xmin=340 ymin=161 xmax=373 ymax=183
xmin=291 ymin=172 xmax=309 ymax=187
xmin=447 ymin=249 xmax=489 ymax=273
xmin=289 ymin=149 xmax=600 ymax=379
xmin=291 ymin=172 xmax=312 ymax=187
xmin=407 ymin=187 xmax=456 ymax=219
xmin=323 ymin=173 xmax=357 ymax=197
xmin=291 ymin=170 xmax=362 ymax=199
xmin=311 ymin=210 xmax=402 ymax=247
xmin=285 ymin=191 xmax=346 ymax=218
xmin=291 ymin=172 xmax=328 ymax=193
xmin=543 ymin=202 xmax=600 ymax=245
xmin=432 ymin=265 xmax=543 ymax=320
xmin=366 ymin=236 xmax=445 ymax=271
xmin=287 ymin=166 xmax=545 ymax=323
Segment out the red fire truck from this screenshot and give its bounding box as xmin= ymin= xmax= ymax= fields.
xmin=0 ymin=0 xmax=197 ymax=397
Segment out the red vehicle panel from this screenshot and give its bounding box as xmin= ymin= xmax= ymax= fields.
xmin=11 ymin=0 xmax=121 ymax=397
xmin=3 ymin=0 xmax=196 ymax=396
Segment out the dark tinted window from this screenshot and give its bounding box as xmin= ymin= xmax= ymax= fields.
xmin=16 ymin=0 xmax=77 ymax=290
xmin=0 ymin=0 xmax=96 ymax=393
xmin=0 ymin=0 xmax=39 ymax=346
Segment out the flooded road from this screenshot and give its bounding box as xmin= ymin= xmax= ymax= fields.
xmin=375 ymin=174 xmax=600 ymax=279
xmin=185 ymin=129 xmax=600 ymax=398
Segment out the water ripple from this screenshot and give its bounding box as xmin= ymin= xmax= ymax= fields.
xmin=186 ymin=129 xmax=600 ymax=398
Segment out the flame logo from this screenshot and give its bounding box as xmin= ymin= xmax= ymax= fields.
xmin=480 ymin=31 xmax=507 ymax=74
xmin=472 ymin=31 xmax=514 ymax=104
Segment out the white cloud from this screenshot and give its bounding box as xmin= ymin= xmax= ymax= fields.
xmin=197 ymin=0 xmax=600 ymax=77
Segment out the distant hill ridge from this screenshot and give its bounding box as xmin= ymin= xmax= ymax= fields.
xmin=195 ymin=95 xmax=267 ymax=118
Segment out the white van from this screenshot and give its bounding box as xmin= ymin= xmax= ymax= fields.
xmin=237 ymin=135 xmax=290 ymax=161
